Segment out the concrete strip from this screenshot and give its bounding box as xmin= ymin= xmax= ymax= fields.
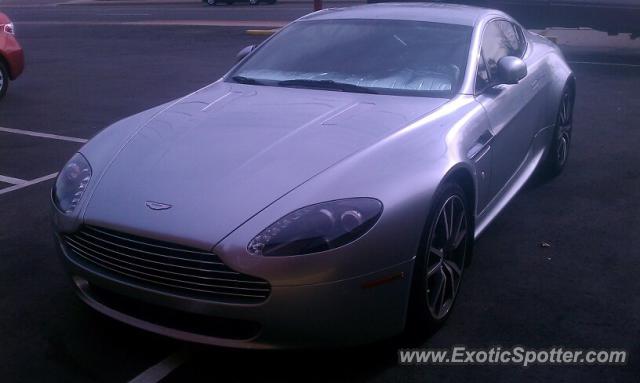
xmin=0 ymin=126 xmax=89 ymax=143
xmin=0 ymin=175 xmax=27 ymax=185
xmin=0 ymin=173 xmax=59 ymax=196
xmin=128 ymin=349 xmax=190 ymax=383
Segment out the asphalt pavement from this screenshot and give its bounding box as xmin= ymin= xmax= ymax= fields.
xmin=0 ymin=1 xmax=638 ymax=382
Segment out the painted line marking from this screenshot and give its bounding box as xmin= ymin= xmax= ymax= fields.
xmin=0 ymin=127 xmax=89 ymax=143
xmin=0 ymin=173 xmax=58 ymax=196
xmin=124 ymin=19 xmax=288 ymax=28
xmin=17 ymin=20 xmax=289 ymax=28
xmin=103 ymin=13 xmax=152 ymax=16
xmin=246 ymin=28 xmax=279 ymax=36
xmin=0 ymin=175 xmax=27 ymax=185
xmin=569 ymin=61 xmax=640 ymax=68
xmin=128 ymin=349 xmax=190 ymax=383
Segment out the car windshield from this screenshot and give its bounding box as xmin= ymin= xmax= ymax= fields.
xmin=229 ymin=19 xmax=473 ymax=97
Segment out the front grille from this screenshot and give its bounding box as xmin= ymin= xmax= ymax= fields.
xmin=62 ymin=225 xmax=270 ymax=303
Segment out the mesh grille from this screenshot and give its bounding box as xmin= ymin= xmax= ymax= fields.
xmin=62 ymin=226 xmax=270 ymax=303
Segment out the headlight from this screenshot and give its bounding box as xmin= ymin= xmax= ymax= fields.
xmin=53 ymin=153 xmax=92 ymax=214
xmin=247 ymin=198 xmax=383 ymax=257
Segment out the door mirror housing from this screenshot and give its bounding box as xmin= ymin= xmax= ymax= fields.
xmin=236 ymin=45 xmax=255 ymax=62
xmin=496 ymin=56 xmax=527 ymax=85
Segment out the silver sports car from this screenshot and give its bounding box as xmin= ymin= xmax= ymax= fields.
xmin=52 ymin=3 xmax=575 ymax=348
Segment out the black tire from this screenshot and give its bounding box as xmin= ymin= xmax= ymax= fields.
xmin=0 ymin=61 xmax=8 ymax=101
xmin=206 ymin=0 xmax=217 ymax=5
xmin=408 ymin=182 xmax=472 ymax=330
xmin=541 ymin=85 xmax=574 ymax=178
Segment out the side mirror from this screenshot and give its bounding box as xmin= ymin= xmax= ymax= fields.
xmin=496 ymin=56 xmax=527 ymax=85
xmin=236 ymin=45 xmax=255 ymax=62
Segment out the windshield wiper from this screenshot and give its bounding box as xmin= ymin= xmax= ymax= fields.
xmin=231 ymin=75 xmax=265 ymax=85
xmin=277 ymin=79 xmax=378 ymax=94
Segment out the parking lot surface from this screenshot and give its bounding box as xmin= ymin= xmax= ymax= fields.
xmin=0 ymin=1 xmax=638 ymax=382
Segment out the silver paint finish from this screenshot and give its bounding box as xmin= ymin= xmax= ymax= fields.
xmin=52 ymin=3 xmax=574 ymax=348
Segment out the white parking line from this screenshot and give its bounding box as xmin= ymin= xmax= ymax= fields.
xmin=0 ymin=173 xmax=59 ymax=196
xmin=0 ymin=126 xmax=88 ymax=143
xmin=128 ymin=349 xmax=190 ymax=383
xmin=0 ymin=175 xmax=27 ymax=185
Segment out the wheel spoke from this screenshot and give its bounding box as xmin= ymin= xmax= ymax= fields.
xmin=442 ymin=261 xmax=460 ymax=303
xmin=448 ymin=201 xmax=455 ymax=239
xmin=435 ymin=269 xmax=447 ymax=314
xmin=429 ymin=269 xmax=445 ymax=307
xmin=443 ymin=259 xmax=462 ymax=280
xmin=443 ymin=266 xmax=456 ymax=303
xmin=430 ymin=246 xmax=444 ymax=259
xmin=427 ymin=263 xmax=441 ymax=278
xmin=441 ymin=205 xmax=450 ymax=240
xmin=453 ymin=227 xmax=467 ymax=249
xmin=451 ymin=210 xmax=465 ymax=248
xmin=560 ymin=93 xmax=572 ymax=127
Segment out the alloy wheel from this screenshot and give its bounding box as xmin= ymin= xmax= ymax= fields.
xmin=556 ymin=92 xmax=573 ymax=166
xmin=425 ymin=195 xmax=468 ymax=320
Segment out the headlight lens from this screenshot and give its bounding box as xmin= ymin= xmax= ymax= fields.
xmin=247 ymin=198 xmax=383 ymax=257
xmin=53 ymin=153 xmax=92 ymax=214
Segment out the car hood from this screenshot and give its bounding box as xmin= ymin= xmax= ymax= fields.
xmin=84 ymin=82 xmax=449 ymax=249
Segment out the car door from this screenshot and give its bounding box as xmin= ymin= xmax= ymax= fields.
xmin=475 ymin=19 xmax=538 ymax=197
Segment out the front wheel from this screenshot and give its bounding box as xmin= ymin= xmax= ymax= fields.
xmin=541 ymin=85 xmax=574 ymax=178
xmin=0 ymin=61 xmax=8 ymax=100
xmin=409 ymin=183 xmax=471 ymax=328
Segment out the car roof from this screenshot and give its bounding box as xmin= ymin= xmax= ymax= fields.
xmin=299 ymin=3 xmax=504 ymax=27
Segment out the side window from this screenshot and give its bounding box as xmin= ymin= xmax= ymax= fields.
xmin=514 ymin=24 xmax=527 ymax=56
xmin=476 ymin=54 xmax=490 ymax=91
xmin=498 ymin=21 xmax=526 ymax=57
xmin=476 ymin=21 xmax=510 ymax=91
xmin=475 ymin=20 xmax=526 ymax=93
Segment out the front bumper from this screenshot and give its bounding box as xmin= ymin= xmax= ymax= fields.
xmin=55 ymin=232 xmax=414 ymax=349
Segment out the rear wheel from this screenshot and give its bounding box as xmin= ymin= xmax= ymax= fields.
xmin=541 ymin=85 xmax=574 ymax=178
xmin=0 ymin=61 xmax=8 ymax=100
xmin=409 ymin=183 xmax=471 ymax=328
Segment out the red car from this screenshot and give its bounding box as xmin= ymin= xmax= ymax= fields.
xmin=0 ymin=12 xmax=24 ymax=100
